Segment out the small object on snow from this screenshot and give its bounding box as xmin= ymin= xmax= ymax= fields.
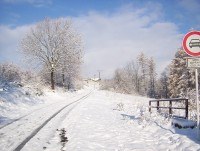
xmin=114 ymin=103 xmax=124 ymax=111
xmin=43 ymin=146 xmax=47 ymax=150
xmin=17 ymin=83 xmax=23 ymax=87
xmin=57 ymin=128 xmax=68 ymax=151
xmin=25 ymin=91 xmax=30 ymax=96
xmin=0 ymin=88 xmax=3 ymax=92
xmin=172 ymin=118 xmax=196 ymax=129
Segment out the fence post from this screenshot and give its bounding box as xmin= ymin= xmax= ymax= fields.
xmin=169 ymin=100 xmax=172 ymax=116
xmin=149 ymin=98 xmax=188 ymax=118
xmin=185 ymin=99 xmax=188 ymax=119
xmin=149 ymin=101 xmax=151 ymax=113
xmin=157 ymin=101 xmax=159 ymax=112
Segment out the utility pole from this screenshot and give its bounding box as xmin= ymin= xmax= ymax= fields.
xmin=98 ymin=71 xmax=101 ymax=80
xmin=97 ymin=70 xmax=102 ymax=80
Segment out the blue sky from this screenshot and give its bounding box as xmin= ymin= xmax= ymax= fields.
xmin=0 ymin=0 xmax=200 ymax=78
xmin=1 ymin=0 xmax=199 ymax=31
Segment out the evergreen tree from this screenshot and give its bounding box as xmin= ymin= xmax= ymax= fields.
xmin=168 ymin=48 xmax=195 ymax=98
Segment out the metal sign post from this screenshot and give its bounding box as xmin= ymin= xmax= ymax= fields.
xmin=186 ymin=57 xmax=200 ymax=140
xmin=183 ymin=30 xmax=200 ymax=140
xmin=195 ymin=68 xmax=200 ymax=140
xmin=187 ymin=57 xmax=200 ymax=133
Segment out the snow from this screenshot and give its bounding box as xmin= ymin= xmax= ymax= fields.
xmin=172 ymin=118 xmax=196 ymax=128
xmin=45 ymin=90 xmax=200 ymax=151
xmin=0 ymin=82 xmax=76 ymax=126
xmin=0 ymin=82 xmax=200 ymax=151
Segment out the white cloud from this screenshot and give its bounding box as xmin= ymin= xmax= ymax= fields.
xmin=0 ymin=25 xmax=31 ymax=64
xmin=73 ymin=7 xmax=182 ymax=78
xmin=0 ymin=5 xmax=183 ymax=79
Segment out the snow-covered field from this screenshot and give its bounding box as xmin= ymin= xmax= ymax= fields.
xmin=0 ymin=82 xmax=200 ymax=151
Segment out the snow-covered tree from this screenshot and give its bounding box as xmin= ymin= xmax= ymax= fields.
xmin=147 ymin=57 xmax=157 ymax=98
xmin=0 ymin=63 xmax=22 ymax=82
xmin=137 ymin=52 xmax=149 ymax=95
xmin=20 ymin=18 xmax=83 ymax=90
xmin=168 ymin=48 xmax=195 ymax=98
xmin=158 ymin=67 xmax=169 ymax=98
xmin=113 ymin=68 xmax=128 ymax=93
xmin=111 ymin=53 xmax=157 ymax=96
xmin=164 ymin=47 xmax=199 ymax=119
xmin=124 ymin=60 xmax=140 ymax=93
xmin=113 ymin=61 xmax=140 ymax=94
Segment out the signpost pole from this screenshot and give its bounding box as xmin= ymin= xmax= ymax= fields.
xmin=195 ymin=68 xmax=200 ymax=140
xmin=183 ymin=31 xmax=200 ymax=140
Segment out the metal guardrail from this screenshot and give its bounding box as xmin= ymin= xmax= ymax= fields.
xmin=149 ymin=98 xmax=188 ymax=119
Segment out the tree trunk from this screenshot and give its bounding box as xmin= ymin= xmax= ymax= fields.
xmin=51 ymin=70 xmax=55 ymax=90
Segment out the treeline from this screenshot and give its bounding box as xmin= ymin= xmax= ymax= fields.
xmin=101 ymin=53 xmax=156 ymax=97
xmin=0 ymin=62 xmax=82 ymax=91
xmin=101 ymin=48 xmax=198 ymax=101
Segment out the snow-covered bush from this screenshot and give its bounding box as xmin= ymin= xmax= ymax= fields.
xmin=136 ymin=105 xmax=171 ymax=128
xmin=100 ymin=79 xmax=114 ymax=91
xmin=0 ymin=63 xmax=22 ymax=82
xmin=116 ymin=102 xmax=124 ymax=111
xmin=0 ymin=63 xmax=47 ymax=96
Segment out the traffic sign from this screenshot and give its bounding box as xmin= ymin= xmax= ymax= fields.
xmin=182 ymin=31 xmax=200 ymax=56
xmin=187 ymin=57 xmax=200 ymax=68
xmin=183 ymin=31 xmax=200 ymax=140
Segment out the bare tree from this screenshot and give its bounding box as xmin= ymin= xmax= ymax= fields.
xmin=20 ymin=18 xmax=83 ymax=90
xmin=124 ymin=60 xmax=140 ymax=94
xmin=137 ymin=52 xmax=149 ymax=95
xmin=158 ymin=68 xmax=169 ymax=98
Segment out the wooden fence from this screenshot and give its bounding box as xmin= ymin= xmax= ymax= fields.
xmin=149 ymin=98 xmax=188 ymax=119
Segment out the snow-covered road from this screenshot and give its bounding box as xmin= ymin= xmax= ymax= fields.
xmin=0 ymin=88 xmax=200 ymax=151
xmin=46 ymin=90 xmax=200 ymax=151
xmin=0 ymin=90 xmax=92 ymax=151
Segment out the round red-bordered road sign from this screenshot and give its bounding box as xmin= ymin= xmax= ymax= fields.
xmin=182 ymin=31 xmax=200 ymax=56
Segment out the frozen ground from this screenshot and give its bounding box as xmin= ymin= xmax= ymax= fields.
xmin=0 ymin=82 xmax=200 ymax=151
xmin=45 ymin=90 xmax=200 ymax=151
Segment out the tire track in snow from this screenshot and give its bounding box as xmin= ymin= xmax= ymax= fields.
xmin=0 ymin=94 xmax=78 ymax=130
xmin=13 ymin=91 xmax=92 ymax=151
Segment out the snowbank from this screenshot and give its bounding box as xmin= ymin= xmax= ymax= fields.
xmin=172 ymin=118 xmax=196 ymax=129
xmin=0 ymin=81 xmax=77 ymax=126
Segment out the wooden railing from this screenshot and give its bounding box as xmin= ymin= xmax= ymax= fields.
xmin=149 ymin=98 xmax=188 ymax=119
